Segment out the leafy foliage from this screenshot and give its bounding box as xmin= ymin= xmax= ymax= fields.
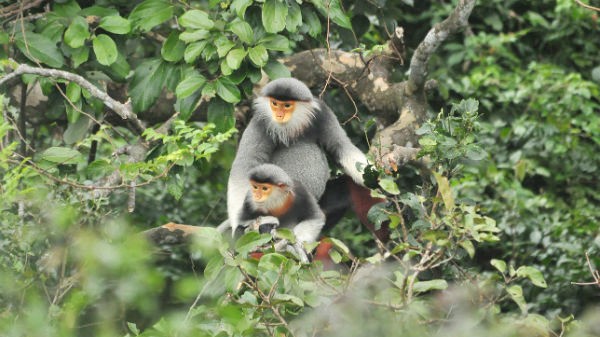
xmin=1 ymin=0 xmax=600 ymax=336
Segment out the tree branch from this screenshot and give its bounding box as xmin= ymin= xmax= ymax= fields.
xmin=0 ymin=62 xmax=146 ymax=134
xmin=407 ymin=0 xmax=476 ymax=94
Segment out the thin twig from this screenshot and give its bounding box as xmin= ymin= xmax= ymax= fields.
xmin=0 ymin=62 xmax=146 ymax=134
xmin=574 ymin=0 xmax=600 ymax=12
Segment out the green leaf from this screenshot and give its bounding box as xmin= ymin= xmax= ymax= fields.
xmin=54 ymin=1 xmax=81 ymax=18
xmin=208 ymin=98 xmax=236 ymax=132
xmin=202 ymin=81 xmax=217 ymax=99
xmin=99 ymin=15 xmax=131 ymax=35
xmin=161 ymin=31 xmax=186 ymax=62
xmin=71 ymin=46 xmax=89 ymax=68
xmin=262 ymin=0 xmax=288 ymax=33
xmin=15 ymin=32 xmax=64 ymax=68
xmin=366 ymin=202 xmax=389 ymax=231
xmin=129 ymin=0 xmax=173 ymax=32
xmin=86 ymin=159 xmax=114 ymax=178
xmin=179 ymin=29 xmax=210 ymax=43
xmin=179 ymin=9 xmax=214 ymax=30
xmin=66 ymin=82 xmax=81 ymax=104
xmin=303 ymin=9 xmax=321 ymax=37
xmin=130 ymin=59 xmax=175 ymax=112
xmin=231 ymin=0 xmax=253 ymax=18
xmin=329 ymin=238 xmax=350 ymax=256
xmin=312 ymin=0 xmax=351 ymax=29
xmin=248 ymin=45 xmax=268 ymax=67
xmin=80 ymin=6 xmax=119 ymax=17
xmin=507 ymin=285 xmax=527 ymax=313
xmin=92 ymin=34 xmax=118 ymax=66
xmin=433 ymin=172 xmax=455 ymax=212
xmin=41 ymin=147 xmax=83 ymax=164
xmin=516 ymin=266 xmax=548 ymax=288
xmin=0 ymin=31 xmax=8 ymax=44
xmin=491 ymin=259 xmax=507 ymax=274
xmin=64 ymin=17 xmax=90 ymax=48
xmin=257 ymin=253 xmax=288 ymax=271
xmin=216 ymin=77 xmax=241 ymax=103
xmin=459 ymin=240 xmax=475 ymax=258
xmin=215 ymin=36 xmax=235 ymax=58
xmin=412 ymin=279 xmax=448 ymax=294
xmin=184 ymin=41 xmax=207 ymax=63
xmin=263 ymin=60 xmax=291 ymax=79
xmin=260 ymin=34 xmax=289 ymax=51
xmin=175 ymin=91 xmax=201 ymax=121
xmin=272 ymin=293 xmax=304 ymax=307
xmin=106 ymin=52 xmax=131 ymax=81
xmin=378 ymin=177 xmax=400 ymax=195
xmin=176 ymin=73 xmax=206 ymax=99
xmin=167 ymin=175 xmax=184 ymax=200
xmin=229 ymin=19 xmax=254 ymax=44
xmin=466 ymin=145 xmax=488 ymax=161
xmin=64 ymin=115 xmax=91 ymax=145
xmin=190 ymin=227 xmax=228 ymax=259
xmin=286 ymin=2 xmax=302 ymax=33
xmin=235 ymin=232 xmax=273 ymax=255
xmin=226 ymin=48 xmax=247 ymax=70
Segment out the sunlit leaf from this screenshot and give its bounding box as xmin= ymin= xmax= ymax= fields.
xmin=516 ymin=266 xmax=548 ymax=288
xmin=64 ymin=16 xmax=90 ymax=48
xmin=248 ymin=45 xmax=268 ymax=67
xmin=262 ymin=0 xmax=287 ymax=33
xmin=216 ymin=77 xmax=241 ymax=103
xmin=229 ymin=19 xmax=254 ymax=44
xmin=491 ymin=259 xmax=507 ymax=274
xmin=179 ymin=9 xmax=214 ymax=30
xmin=507 ymin=285 xmax=527 ymax=313
xmin=92 ymin=34 xmax=118 ymax=66
xmin=226 ymin=48 xmax=247 ymax=70
xmin=99 ymin=15 xmax=131 ymax=34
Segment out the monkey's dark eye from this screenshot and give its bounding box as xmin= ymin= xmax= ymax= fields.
xmin=284 ymin=103 xmax=291 ymax=108
xmin=271 ymin=100 xmax=277 ymax=106
xmin=252 ymin=185 xmax=258 ymax=190
xmin=262 ymin=186 xmax=269 ymax=191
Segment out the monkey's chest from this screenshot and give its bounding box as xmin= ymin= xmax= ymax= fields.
xmin=270 ymin=141 xmax=330 ymax=199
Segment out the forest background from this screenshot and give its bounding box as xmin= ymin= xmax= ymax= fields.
xmin=0 ymin=0 xmax=599 ymax=336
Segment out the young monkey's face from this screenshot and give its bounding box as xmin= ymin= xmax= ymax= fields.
xmin=269 ymin=97 xmax=296 ymax=123
xmin=250 ymin=180 xmax=275 ymax=203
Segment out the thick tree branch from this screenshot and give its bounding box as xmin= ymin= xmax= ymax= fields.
xmin=283 ymin=48 xmax=404 ymax=125
xmin=406 ymin=0 xmax=476 ymax=94
xmin=0 ymin=62 xmax=146 ymax=134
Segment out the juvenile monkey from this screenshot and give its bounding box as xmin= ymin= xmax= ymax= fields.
xmin=240 ymin=164 xmax=325 ymax=261
xmin=227 ymin=78 xmax=369 ymax=234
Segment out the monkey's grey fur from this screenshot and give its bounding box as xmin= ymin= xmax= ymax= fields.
xmin=240 ymin=163 xmax=325 ymax=247
xmin=227 ymin=77 xmax=368 ymax=234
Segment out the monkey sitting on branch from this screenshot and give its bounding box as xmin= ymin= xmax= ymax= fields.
xmin=224 ymin=77 xmax=387 ymax=241
xmin=239 ymin=164 xmax=325 ymax=262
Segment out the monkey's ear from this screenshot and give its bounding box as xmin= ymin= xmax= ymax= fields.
xmin=277 ymin=183 xmax=287 ymax=189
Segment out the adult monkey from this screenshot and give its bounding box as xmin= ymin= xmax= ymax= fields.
xmin=226 ymin=77 xmax=372 ymax=236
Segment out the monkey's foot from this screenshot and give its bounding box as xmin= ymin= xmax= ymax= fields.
xmin=274 ymin=239 xmax=309 ymax=263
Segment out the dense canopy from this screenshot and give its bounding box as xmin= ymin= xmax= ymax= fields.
xmin=0 ymin=1 xmax=599 ymax=336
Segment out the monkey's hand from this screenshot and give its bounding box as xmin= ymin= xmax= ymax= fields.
xmin=257 ymin=216 xmax=279 ymax=234
xmin=244 ymin=216 xmax=279 ymax=233
xmin=274 ymin=239 xmax=309 ymax=263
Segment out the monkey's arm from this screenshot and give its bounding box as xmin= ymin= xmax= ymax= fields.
xmin=316 ymin=101 xmax=369 ymax=185
xmin=227 ymin=119 xmax=276 ymax=232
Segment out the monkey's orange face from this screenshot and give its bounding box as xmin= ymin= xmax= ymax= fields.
xmin=269 ymin=98 xmax=296 ymax=123
xmin=250 ymin=180 xmax=274 ymax=202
